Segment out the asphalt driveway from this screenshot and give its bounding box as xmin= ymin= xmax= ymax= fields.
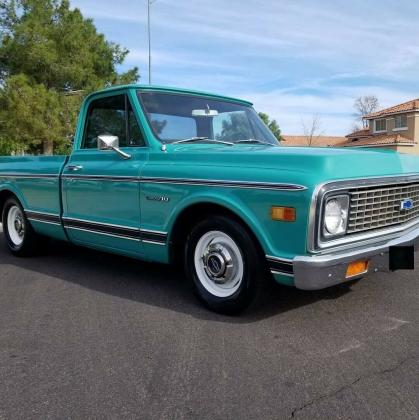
xmin=0 ymin=226 xmax=418 ymax=419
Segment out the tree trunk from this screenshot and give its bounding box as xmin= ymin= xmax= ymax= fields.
xmin=42 ymin=140 xmax=54 ymax=155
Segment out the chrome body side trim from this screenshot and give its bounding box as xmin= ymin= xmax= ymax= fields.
xmin=266 ymin=255 xmax=294 ymax=276
xmin=2 ymin=172 xmax=307 ymax=191
xmin=141 ymin=177 xmax=307 ymax=191
xmin=294 ymin=224 xmax=419 ymax=290
xmin=0 ymin=173 xmax=58 ymax=179
xmin=24 ymin=209 xmax=60 ymax=217
xmin=63 ymin=218 xmax=141 ymax=240
xmin=141 ymin=239 xmax=167 ymax=246
xmin=139 ymin=230 xmax=167 ymax=243
xmin=62 ymin=174 xmax=139 ymax=182
xmin=27 ymin=218 xmax=61 ymax=226
xmin=270 ymin=270 xmax=294 ymax=277
xmin=140 ymin=228 xmax=168 ymax=234
xmin=25 ymin=210 xmax=61 ymax=225
xmin=24 ymin=211 xmax=168 ymax=244
xmin=65 ymin=225 xmax=140 ymax=241
xmin=265 ymin=254 xmax=294 ymax=262
xmin=62 ymin=217 xmax=168 ymax=244
xmin=308 ymin=174 xmax=419 ymax=254
xmin=61 ymin=216 xmax=139 ymax=231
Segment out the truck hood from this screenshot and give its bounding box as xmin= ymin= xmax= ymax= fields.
xmin=168 ymin=144 xmax=419 ymax=189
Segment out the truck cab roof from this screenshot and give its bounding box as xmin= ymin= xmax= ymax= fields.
xmin=87 ymin=84 xmax=253 ymax=107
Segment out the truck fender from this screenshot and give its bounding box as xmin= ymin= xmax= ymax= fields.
xmin=166 ymin=191 xmax=270 ymax=254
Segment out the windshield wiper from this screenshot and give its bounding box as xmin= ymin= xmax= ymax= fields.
xmin=235 ymin=139 xmax=277 ymax=146
xmin=172 ymin=137 xmax=234 ymax=146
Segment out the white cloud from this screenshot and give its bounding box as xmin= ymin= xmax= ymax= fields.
xmin=71 ymin=0 xmax=419 ymax=135
xmin=244 ymin=85 xmax=415 ymax=135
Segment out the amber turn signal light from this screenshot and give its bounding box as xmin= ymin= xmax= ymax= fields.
xmin=271 ymin=206 xmax=296 ymax=222
xmin=346 ymin=260 xmax=369 ymax=278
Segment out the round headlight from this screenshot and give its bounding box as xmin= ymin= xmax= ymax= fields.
xmin=324 ymin=199 xmax=344 ymax=235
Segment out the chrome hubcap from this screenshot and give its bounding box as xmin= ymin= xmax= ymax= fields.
xmin=14 ymin=218 xmax=23 ymax=233
xmin=7 ymin=206 xmax=25 ymax=246
xmin=203 ymin=243 xmax=232 ymax=282
xmin=194 ymin=231 xmax=244 ymax=297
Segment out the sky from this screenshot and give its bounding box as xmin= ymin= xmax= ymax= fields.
xmin=71 ymin=0 xmax=419 ymax=135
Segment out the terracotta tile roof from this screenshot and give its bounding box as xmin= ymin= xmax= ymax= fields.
xmin=281 ymin=135 xmax=346 ymax=147
xmin=340 ymin=133 xmax=415 ymax=147
xmin=365 ymin=98 xmax=419 ymax=119
xmin=346 ymin=128 xmax=370 ymax=138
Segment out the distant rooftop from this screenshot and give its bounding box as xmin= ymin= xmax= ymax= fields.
xmin=341 ymin=133 xmax=415 ymax=148
xmin=343 ymin=125 xmax=416 ymax=148
xmin=281 ymin=135 xmax=346 ymax=147
xmin=346 ymin=128 xmax=370 ymax=138
xmin=365 ymin=98 xmax=419 ymax=119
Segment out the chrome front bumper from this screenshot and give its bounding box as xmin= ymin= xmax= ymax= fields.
xmin=292 ymin=225 xmax=419 ymax=290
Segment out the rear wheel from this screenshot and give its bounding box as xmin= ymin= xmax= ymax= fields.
xmin=2 ymin=197 xmax=43 ymax=256
xmin=185 ymin=215 xmax=265 ymax=314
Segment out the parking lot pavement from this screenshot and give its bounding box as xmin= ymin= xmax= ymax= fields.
xmin=0 ymin=228 xmax=418 ymax=419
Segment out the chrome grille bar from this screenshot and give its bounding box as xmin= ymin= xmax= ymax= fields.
xmin=347 ymin=182 xmax=419 ymax=234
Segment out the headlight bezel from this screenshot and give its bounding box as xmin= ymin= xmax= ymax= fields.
xmin=321 ymin=194 xmax=350 ymax=240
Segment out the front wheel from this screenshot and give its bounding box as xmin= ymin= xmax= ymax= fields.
xmin=185 ymin=215 xmax=265 ymax=314
xmin=2 ymin=197 xmax=43 ymax=256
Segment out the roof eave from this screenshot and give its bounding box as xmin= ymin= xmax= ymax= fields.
xmin=344 ymin=142 xmax=415 ymax=148
xmin=364 ymin=108 xmax=419 ymax=120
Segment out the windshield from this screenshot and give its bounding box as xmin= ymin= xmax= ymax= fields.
xmin=137 ymin=91 xmax=279 ymax=146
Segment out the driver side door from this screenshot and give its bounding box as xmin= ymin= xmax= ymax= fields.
xmin=62 ymin=91 xmax=148 ymax=258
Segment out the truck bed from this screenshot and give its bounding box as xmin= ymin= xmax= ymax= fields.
xmin=0 ymin=155 xmax=69 ymax=239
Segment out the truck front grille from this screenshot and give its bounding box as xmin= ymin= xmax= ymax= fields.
xmin=347 ymin=182 xmax=419 ymax=234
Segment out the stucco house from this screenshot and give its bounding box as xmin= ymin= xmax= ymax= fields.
xmin=343 ymin=99 xmax=419 ymax=154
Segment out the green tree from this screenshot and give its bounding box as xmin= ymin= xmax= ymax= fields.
xmin=0 ymin=74 xmax=67 ymax=153
xmin=0 ymin=137 xmax=20 ymax=155
xmin=258 ymin=112 xmax=282 ymax=141
xmin=0 ymin=0 xmax=139 ymax=154
xmin=216 ymin=113 xmax=252 ymax=142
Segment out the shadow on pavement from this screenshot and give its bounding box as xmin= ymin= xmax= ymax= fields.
xmin=0 ymin=235 xmax=355 ymax=324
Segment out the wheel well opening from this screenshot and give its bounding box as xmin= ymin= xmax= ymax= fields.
xmin=170 ymin=202 xmax=266 ymax=266
xmin=0 ymin=190 xmax=16 ymax=220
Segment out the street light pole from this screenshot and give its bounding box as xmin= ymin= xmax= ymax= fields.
xmin=147 ymin=0 xmax=157 ymax=85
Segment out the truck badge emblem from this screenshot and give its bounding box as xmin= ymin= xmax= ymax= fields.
xmin=146 ymin=195 xmax=170 ymax=202
xmin=400 ymin=199 xmax=414 ymax=211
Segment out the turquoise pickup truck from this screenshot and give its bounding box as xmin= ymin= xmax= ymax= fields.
xmin=1 ymin=85 xmax=418 ymax=313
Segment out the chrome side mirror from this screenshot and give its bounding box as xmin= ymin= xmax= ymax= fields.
xmin=97 ymin=134 xmax=131 ymax=160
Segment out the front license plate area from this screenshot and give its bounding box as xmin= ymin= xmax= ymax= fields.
xmin=389 ymin=246 xmax=415 ymax=271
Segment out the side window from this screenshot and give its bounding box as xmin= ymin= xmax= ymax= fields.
xmin=83 ymin=95 xmax=126 ymax=149
xmin=82 ymin=94 xmax=145 ymax=149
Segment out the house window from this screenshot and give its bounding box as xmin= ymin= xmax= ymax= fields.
xmin=394 ymin=114 xmax=407 ymax=129
xmin=374 ymin=119 xmax=386 ymax=132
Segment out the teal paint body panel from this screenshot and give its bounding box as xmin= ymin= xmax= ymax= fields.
xmin=1 ymin=84 xmax=419 ymax=288
xmin=140 ymin=143 xmax=419 ymax=263
xmin=61 ymin=148 xmax=147 ymax=255
xmin=0 ymin=155 xmax=68 ymax=239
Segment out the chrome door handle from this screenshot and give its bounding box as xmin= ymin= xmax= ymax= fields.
xmin=66 ymin=165 xmax=83 ymax=171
